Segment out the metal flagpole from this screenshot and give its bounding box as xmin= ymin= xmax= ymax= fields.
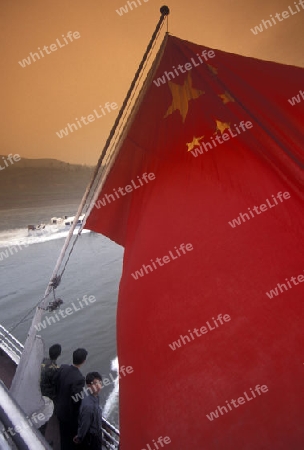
xmin=10 ymin=5 xmax=170 ymax=414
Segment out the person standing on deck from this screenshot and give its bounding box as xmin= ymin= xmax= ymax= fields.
xmin=39 ymin=343 xmax=62 ymax=436
xmin=55 ymin=348 xmax=88 ymax=450
xmin=73 ymin=372 xmax=103 ymax=449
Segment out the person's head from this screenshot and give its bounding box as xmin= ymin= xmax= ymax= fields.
xmin=73 ymin=348 xmax=88 ymax=366
xmin=49 ymin=344 xmax=61 ymax=360
xmin=86 ymin=372 xmax=102 ymax=396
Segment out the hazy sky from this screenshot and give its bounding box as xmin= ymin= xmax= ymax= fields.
xmin=1 ymin=0 xmax=303 ymax=165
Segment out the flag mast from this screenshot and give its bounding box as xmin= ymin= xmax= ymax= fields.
xmin=85 ymin=5 xmax=170 ymax=193
xmin=9 ymin=4 xmax=170 ymax=419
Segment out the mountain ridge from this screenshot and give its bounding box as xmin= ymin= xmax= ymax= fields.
xmin=0 ymin=156 xmax=94 ymax=169
xmin=0 ymin=157 xmax=94 ymax=209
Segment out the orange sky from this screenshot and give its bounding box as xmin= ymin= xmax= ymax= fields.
xmin=1 ymin=0 xmax=304 ymax=165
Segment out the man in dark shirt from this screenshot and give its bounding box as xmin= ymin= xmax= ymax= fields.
xmin=55 ymin=348 xmax=88 ymax=450
xmin=39 ymin=343 xmax=62 ymax=436
xmin=40 ymin=343 xmax=62 ymax=400
xmin=73 ymin=372 xmax=103 ymax=449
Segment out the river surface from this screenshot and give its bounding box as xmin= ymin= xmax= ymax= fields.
xmin=0 ymin=205 xmax=123 ymax=426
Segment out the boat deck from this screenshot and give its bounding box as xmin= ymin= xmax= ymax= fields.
xmin=0 ymin=349 xmax=16 ymax=389
xmin=0 ymin=350 xmax=112 ymax=449
xmin=0 ymin=350 xmax=61 ymax=449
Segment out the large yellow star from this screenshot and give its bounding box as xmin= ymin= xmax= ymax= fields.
xmin=186 ymin=136 xmax=204 ymax=152
xmin=218 ymin=91 xmax=235 ymax=104
xmin=164 ymin=72 xmax=204 ymax=123
xmin=214 ymin=120 xmax=230 ymax=134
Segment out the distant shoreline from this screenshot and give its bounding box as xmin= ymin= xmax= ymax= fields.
xmin=0 ymin=156 xmax=94 ymax=169
xmin=0 ymin=162 xmax=93 ymax=219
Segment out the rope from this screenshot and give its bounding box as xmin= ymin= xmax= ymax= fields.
xmin=83 ymin=18 xmax=165 ymax=216
xmin=0 ymin=291 xmax=52 ymax=344
xmin=57 ymin=18 xmax=166 ymax=281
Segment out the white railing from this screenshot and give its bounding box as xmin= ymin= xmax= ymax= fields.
xmin=0 ymin=324 xmax=24 ymax=365
xmin=0 ymin=380 xmax=52 ymax=450
xmin=102 ymin=417 xmax=120 ymax=449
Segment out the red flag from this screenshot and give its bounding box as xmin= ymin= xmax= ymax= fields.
xmin=86 ymin=35 xmax=304 ymax=449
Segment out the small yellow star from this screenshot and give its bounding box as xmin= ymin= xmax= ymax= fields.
xmin=207 ymin=64 xmax=218 ymax=75
xmin=186 ymin=136 xmax=204 ymax=152
xmin=214 ymin=120 xmax=230 ymax=134
xmin=218 ymin=91 xmax=235 ymax=104
xmin=164 ymin=72 xmax=204 ymax=123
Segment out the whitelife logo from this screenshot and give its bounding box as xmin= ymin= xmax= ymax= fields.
xmin=206 ymin=384 xmax=269 ymax=421
xmin=228 ymin=191 xmax=291 ymax=228
xmin=153 ymin=50 xmax=215 ymax=87
xmin=141 ymin=435 xmax=172 ymax=450
xmin=169 ymin=313 xmax=231 ymax=351
xmin=0 ymin=243 xmax=29 ymax=262
xmin=190 ymin=120 xmax=253 ymax=158
xmin=288 ymin=89 xmax=304 ymax=106
xmin=0 ymin=154 xmax=21 ymax=171
xmin=55 ymin=102 xmax=118 ymax=139
xmin=2 ymin=412 xmax=46 ymax=440
xmin=18 ymin=31 xmax=81 ymax=68
xmin=131 ymin=243 xmax=193 ymax=280
xmin=34 ymin=295 xmax=96 ymax=331
xmin=265 ymin=269 xmax=304 ymax=298
xmin=71 ymin=365 xmax=134 ymax=402
xmin=116 ymin=0 xmax=149 ymax=16
xmin=95 ymin=172 xmax=155 ymax=208
xmin=250 ymin=1 xmax=304 ymax=35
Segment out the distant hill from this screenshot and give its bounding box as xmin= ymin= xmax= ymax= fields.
xmin=0 ymin=157 xmax=95 ymax=209
xmin=0 ymin=156 xmax=93 ymax=170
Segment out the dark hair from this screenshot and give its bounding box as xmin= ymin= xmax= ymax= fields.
xmin=86 ymin=372 xmax=102 ymax=385
xmin=73 ymin=348 xmax=88 ymax=365
xmin=49 ymin=344 xmax=61 ymax=360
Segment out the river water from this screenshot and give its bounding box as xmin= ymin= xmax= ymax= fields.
xmin=0 ymin=206 xmax=123 ymax=426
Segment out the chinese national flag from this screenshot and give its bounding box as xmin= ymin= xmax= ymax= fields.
xmin=86 ymin=35 xmax=304 ymax=449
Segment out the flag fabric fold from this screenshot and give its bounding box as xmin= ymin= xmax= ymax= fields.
xmin=86 ymin=35 xmax=304 ymax=449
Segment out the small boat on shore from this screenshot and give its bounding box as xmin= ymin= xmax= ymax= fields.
xmin=27 ymin=223 xmax=46 ymax=232
xmin=27 ymin=215 xmax=86 ymax=236
xmin=63 ymin=214 xmax=85 ymax=227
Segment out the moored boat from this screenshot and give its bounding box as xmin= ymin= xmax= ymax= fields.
xmin=27 ymin=214 xmax=86 ymax=237
xmin=63 ymin=214 xmax=85 ymax=227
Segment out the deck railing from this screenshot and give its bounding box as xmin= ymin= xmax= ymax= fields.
xmin=102 ymin=416 xmax=120 ymax=449
xmin=0 ymin=380 xmax=52 ymax=450
xmin=0 ymin=325 xmax=24 ymax=365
